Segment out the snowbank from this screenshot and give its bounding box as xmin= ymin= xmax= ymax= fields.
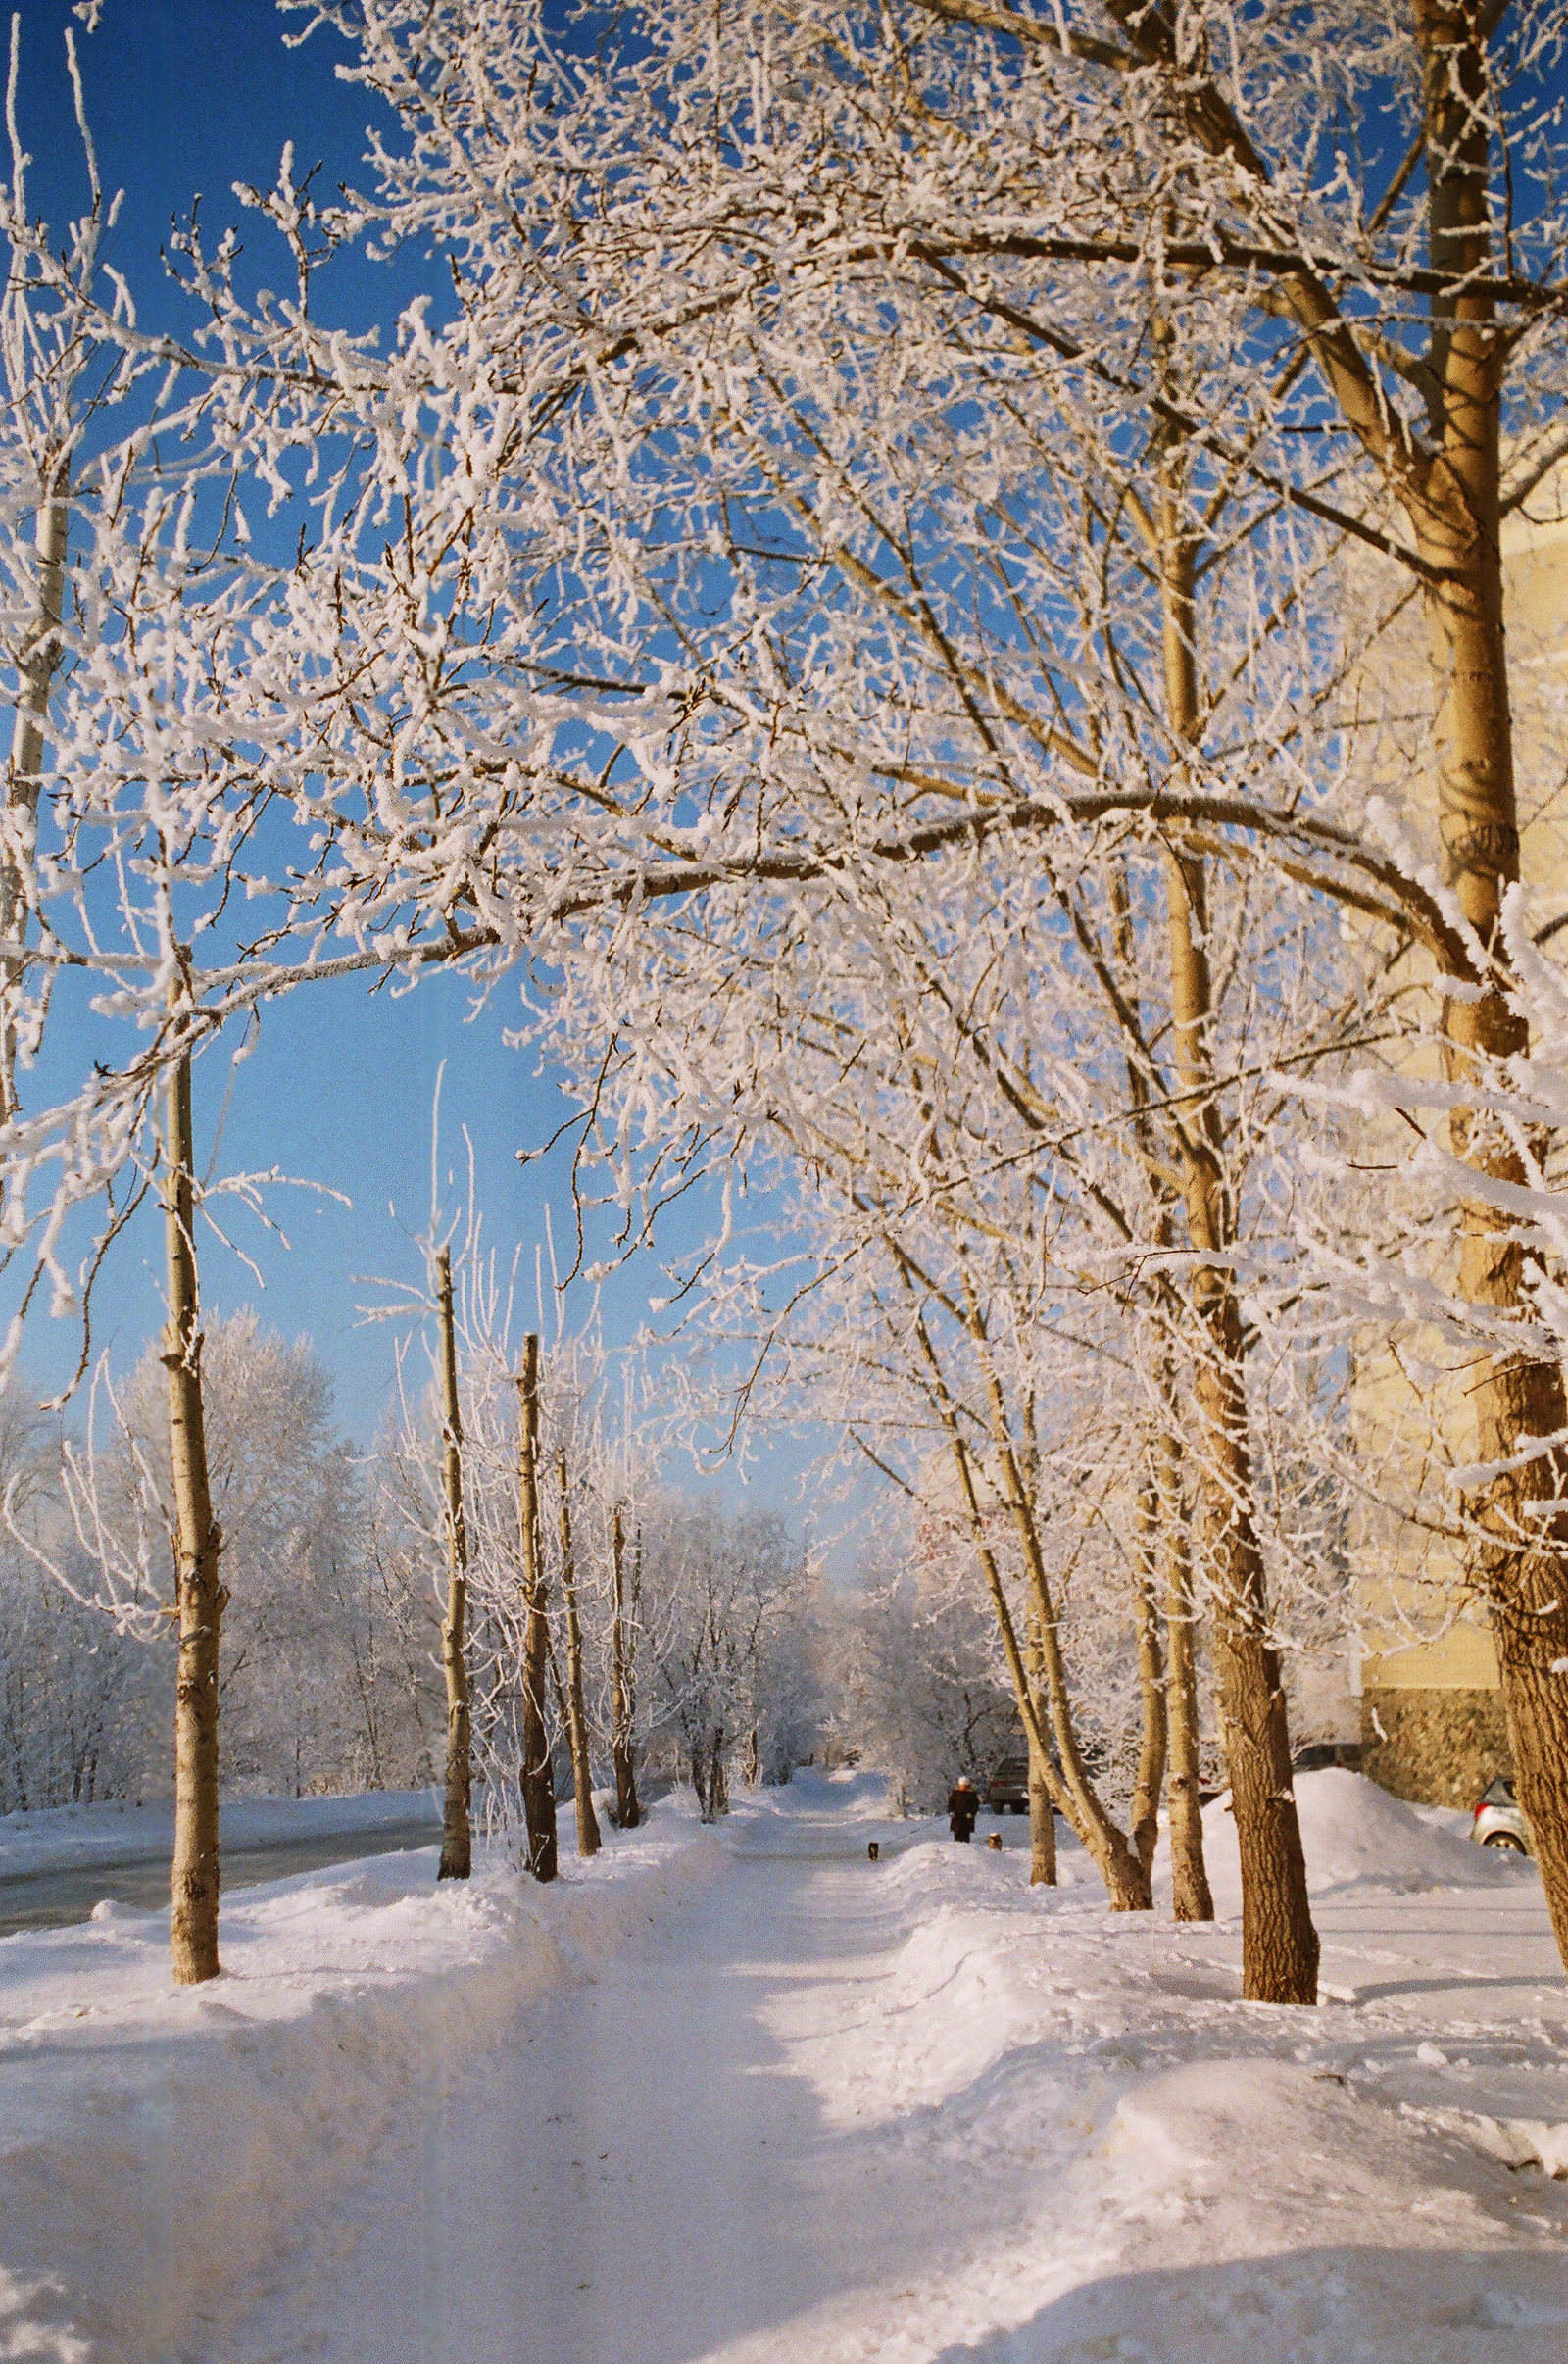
xmin=1187 ymin=1765 xmax=1540 ymax=1913
xmin=720 ymin=1777 xmax=1568 ymax=2364
xmin=0 ymin=1798 xmax=724 ymax=2363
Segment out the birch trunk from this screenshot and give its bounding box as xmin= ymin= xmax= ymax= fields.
xmin=515 ymin=1335 xmax=557 ymax=1881
xmin=1025 ymin=1614 xmax=1057 ymax=1888
xmin=434 ymin=1248 xmax=471 ymax=1881
xmin=163 ymin=1022 xmax=226 ymax=1986
xmin=2 ymin=492 xmax=66 ymax=1130
xmin=610 ymin=1503 xmax=642 ymax=1828
xmin=555 ymin=1448 xmax=601 ymax=1857
xmin=1159 ymin=1417 xmax=1214 ymax=1922
xmin=1129 ymin=1463 xmax=1167 ymax=1882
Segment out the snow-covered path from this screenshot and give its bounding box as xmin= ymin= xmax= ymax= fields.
xmin=235 ymin=1807 xmax=1028 ymax=2364
xmin=11 ymin=1773 xmax=1568 ymax=2361
xmin=229 ymin=1780 xmax=1568 ymax=2364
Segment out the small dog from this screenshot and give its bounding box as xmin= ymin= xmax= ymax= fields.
xmin=986 ymin=1833 xmax=1003 ymax=1851
xmin=867 ymin=1840 xmax=880 ymax=1861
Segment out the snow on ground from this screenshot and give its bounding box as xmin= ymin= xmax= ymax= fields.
xmin=4 ymin=1769 xmax=1568 ymax=2363
xmin=0 ymin=1786 xmax=442 ymax=1881
xmin=0 ymin=1799 xmax=725 ymax=2362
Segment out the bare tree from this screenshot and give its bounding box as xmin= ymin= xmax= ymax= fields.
xmin=555 ymin=1446 xmax=601 ymax=1857
xmin=610 ymin=1502 xmax=642 ymax=1830
xmin=12 ymin=0 xmax=1566 ymax=1995
xmin=162 ymin=1019 xmax=225 ymax=1985
xmin=434 ymin=1248 xmax=472 ymax=1880
xmin=515 ymin=1335 xmax=558 ymax=1880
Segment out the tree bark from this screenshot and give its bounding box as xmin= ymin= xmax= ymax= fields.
xmin=1025 ymin=1614 xmax=1057 ymax=1888
xmin=705 ymin=1732 xmax=728 ymax=1820
xmin=162 ymin=1016 xmax=226 ymax=1986
xmin=1166 ymin=843 xmax=1317 ymax=2000
xmin=610 ymin=1502 xmax=642 ymax=1828
xmin=889 ymin=1151 xmax=1149 ymax=1904
xmin=901 ymin=1251 xmax=1153 ymax=1906
xmin=515 ymin=1336 xmax=557 ymax=1881
xmin=993 ymin=1447 xmax=1153 ymax=1909
xmin=555 ymin=1448 xmax=601 ymax=1857
xmin=1129 ymin=1460 xmax=1167 ymax=1882
xmin=1158 ymin=460 xmax=1317 ymax=2001
xmin=1158 ymin=1417 xmax=1214 ymax=1922
xmin=434 ymin=1248 xmax=471 ymax=1881
xmin=2 ymin=491 xmax=66 ymax=1130
xmin=1397 ymin=0 xmax=1568 ymax=1975
xmin=962 ymin=0 xmax=1566 ymax=1978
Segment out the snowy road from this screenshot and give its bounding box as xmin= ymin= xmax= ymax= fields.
xmin=0 ymin=1817 xmax=443 ymax=1937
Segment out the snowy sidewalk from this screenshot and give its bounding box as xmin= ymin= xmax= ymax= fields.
xmin=230 ymin=1773 xmax=1568 ymax=2364
xmin=236 ymin=1804 xmax=1054 ymax=2364
xmin=7 ymin=1772 xmax=1568 ymax=2362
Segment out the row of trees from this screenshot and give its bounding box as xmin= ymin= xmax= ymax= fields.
xmin=372 ymin=1229 xmax=817 ymax=1883
xmin=2 ymin=1236 xmax=818 ymax=1967
xmin=1 ymin=0 xmax=1566 ymax=2003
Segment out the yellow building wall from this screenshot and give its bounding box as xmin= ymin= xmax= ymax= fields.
xmin=1350 ymin=465 xmax=1568 ymax=1771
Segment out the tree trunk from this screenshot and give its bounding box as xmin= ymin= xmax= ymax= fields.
xmin=2 ymin=491 xmax=67 ymax=1130
xmin=1158 ymin=465 xmax=1317 ymax=2001
xmin=1025 ymin=1615 xmax=1057 ymax=1888
xmin=993 ymin=1450 xmax=1152 ymax=1909
xmin=162 ymin=1017 xmax=226 ymax=1986
xmin=434 ymin=1248 xmax=471 ymax=1881
xmin=610 ymin=1502 xmax=641 ymax=1828
xmin=1159 ymin=1417 xmax=1214 ymax=1922
xmin=1167 ymin=848 xmax=1317 ymax=2000
xmin=555 ymin=1448 xmax=601 ymax=1857
xmin=1129 ymin=1460 xmax=1167 ymax=1881
xmin=706 ymin=1733 xmax=728 ymax=1820
xmin=899 ymin=1255 xmax=1152 ymax=1905
xmin=514 ymin=1336 xmax=557 ymax=1881
xmin=1393 ymin=1 xmax=1568 ymax=1976
xmin=950 ymin=1431 xmax=1151 ymax=1908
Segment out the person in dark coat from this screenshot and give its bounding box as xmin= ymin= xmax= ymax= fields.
xmin=947 ymin=1776 xmax=981 ymax=1842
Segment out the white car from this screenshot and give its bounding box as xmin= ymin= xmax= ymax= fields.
xmin=1471 ymin=1775 xmax=1531 ymax=1854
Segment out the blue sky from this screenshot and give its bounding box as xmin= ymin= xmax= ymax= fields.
xmin=6 ymin=0 xmax=809 ymax=1509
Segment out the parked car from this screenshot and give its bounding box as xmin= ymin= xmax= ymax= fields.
xmin=1472 ymin=1774 xmax=1532 ymax=1854
xmin=987 ymin=1756 xmax=1031 ymax=1814
xmin=1291 ymin=1741 xmax=1363 ymax=1774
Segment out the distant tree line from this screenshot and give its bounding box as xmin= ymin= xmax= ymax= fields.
xmin=1 ymin=1306 xmax=822 ymax=1841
